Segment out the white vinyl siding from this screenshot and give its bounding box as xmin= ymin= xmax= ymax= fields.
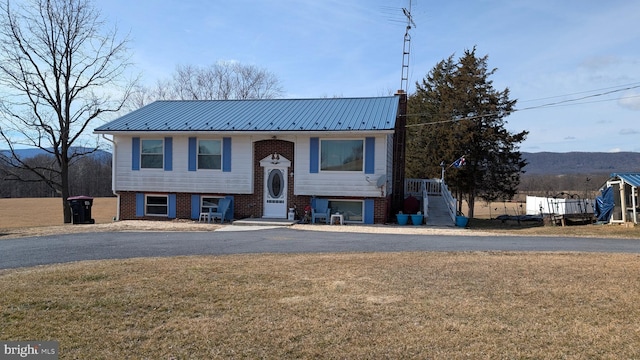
xmin=114 ymin=133 xmax=390 ymax=198
xmin=114 ymin=135 xmax=252 ymax=194
xmin=295 ymin=134 xmax=389 ymax=197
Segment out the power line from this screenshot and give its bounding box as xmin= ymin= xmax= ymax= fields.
xmin=517 ymin=83 xmax=640 ymax=111
xmin=518 ymin=81 xmax=640 ymax=103
xmin=404 ymin=83 xmax=640 ymax=127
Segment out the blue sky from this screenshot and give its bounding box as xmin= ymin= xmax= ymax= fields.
xmin=101 ymin=0 xmax=640 ymax=153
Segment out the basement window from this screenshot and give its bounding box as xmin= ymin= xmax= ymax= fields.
xmin=146 ymin=195 xmax=168 ymax=216
xmin=201 ymin=196 xmax=222 ymax=214
xmin=328 ymin=200 xmax=364 ymax=223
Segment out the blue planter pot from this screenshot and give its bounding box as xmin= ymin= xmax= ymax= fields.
xmin=396 ymin=214 xmax=409 ymax=225
xmin=410 ymin=214 xmax=424 ymax=225
xmin=455 ymin=215 xmax=469 ymax=227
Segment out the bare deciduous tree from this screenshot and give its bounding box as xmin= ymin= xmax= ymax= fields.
xmin=0 ymin=0 xmax=134 ymax=222
xmin=129 ymin=62 xmax=283 ymax=109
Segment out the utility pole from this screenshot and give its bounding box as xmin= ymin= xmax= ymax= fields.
xmin=391 ymin=1 xmax=416 ymax=220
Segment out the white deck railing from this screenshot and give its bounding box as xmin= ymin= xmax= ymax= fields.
xmin=405 ymin=178 xmax=441 ymax=196
xmin=405 ymin=178 xmax=457 ymax=223
xmin=440 ymin=180 xmax=457 ymax=222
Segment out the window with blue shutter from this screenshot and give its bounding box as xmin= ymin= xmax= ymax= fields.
xmin=132 ymin=137 xmax=140 ymax=170
xmin=310 ymin=137 xmax=319 ymax=173
xmin=364 ymin=199 xmax=374 ymax=224
xmin=223 ymin=137 xmax=232 ymax=172
xmin=164 ymin=137 xmax=173 ymax=171
xmin=365 ymin=137 xmax=375 ymax=174
xmin=191 ymin=194 xmax=201 ymax=219
xmin=188 ymin=137 xmax=197 ymax=171
xmin=135 ymin=193 xmax=144 ymax=217
xmin=168 ymin=194 xmax=176 ymax=218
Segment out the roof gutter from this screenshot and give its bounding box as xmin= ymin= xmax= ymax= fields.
xmin=93 ymin=129 xmax=396 ymax=136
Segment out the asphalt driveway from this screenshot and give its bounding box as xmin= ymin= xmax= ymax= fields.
xmin=2 ymin=228 xmax=640 ymax=269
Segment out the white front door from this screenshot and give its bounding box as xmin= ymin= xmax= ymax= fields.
xmin=263 ymin=167 xmax=287 ymax=218
xmin=260 ymin=154 xmax=291 ymax=219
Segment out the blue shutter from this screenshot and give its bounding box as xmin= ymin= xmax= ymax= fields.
xmin=132 ymin=137 xmax=140 ymax=170
xmin=136 ymin=193 xmax=144 ymax=217
xmin=364 ymin=199 xmax=374 ymax=224
xmin=188 ymin=137 xmax=197 ymax=171
xmin=310 ymin=137 xmax=319 ymax=173
xmin=223 ymin=137 xmax=232 ymax=172
xmin=168 ymin=193 xmax=176 ymax=218
xmin=224 ymin=195 xmax=234 ymax=221
xmin=164 ymin=137 xmax=173 ymax=171
xmin=191 ymin=194 xmax=201 ymax=219
xmin=365 ymin=137 xmax=375 ymax=174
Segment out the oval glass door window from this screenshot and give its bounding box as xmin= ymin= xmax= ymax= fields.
xmin=268 ymin=169 xmax=283 ymax=198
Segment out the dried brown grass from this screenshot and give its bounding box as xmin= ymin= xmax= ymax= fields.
xmin=0 ymin=197 xmax=118 ymax=228
xmin=2 ymin=252 xmax=640 ymax=358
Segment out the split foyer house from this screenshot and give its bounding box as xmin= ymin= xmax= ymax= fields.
xmin=94 ymin=95 xmax=405 ymax=224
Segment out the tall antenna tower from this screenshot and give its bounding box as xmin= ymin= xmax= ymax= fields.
xmin=400 ymin=0 xmax=416 ymax=93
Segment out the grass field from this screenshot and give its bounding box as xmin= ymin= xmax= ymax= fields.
xmin=0 ymin=197 xmax=118 ymax=228
xmin=2 ymin=253 xmax=640 ymax=358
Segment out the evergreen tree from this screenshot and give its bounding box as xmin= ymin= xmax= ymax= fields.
xmin=407 ymin=48 xmax=528 ymax=218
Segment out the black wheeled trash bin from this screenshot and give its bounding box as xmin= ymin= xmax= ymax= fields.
xmin=67 ymin=196 xmax=95 ymax=224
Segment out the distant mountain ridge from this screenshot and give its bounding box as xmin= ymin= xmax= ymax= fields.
xmin=3 ymin=148 xmax=638 ymax=176
xmin=1 ymin=147 xmax=110 ymax=159
xmin=522 ymin=152 xmax=640 ymax=175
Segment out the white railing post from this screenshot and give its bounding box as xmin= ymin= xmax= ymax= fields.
xmin=421 ymin=180 xmax=429 ymax=218
xmin=440 ymin=180 xmax=457 ymax=223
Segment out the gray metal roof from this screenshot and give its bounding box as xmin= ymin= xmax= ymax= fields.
xmin=611 ymin=173 xmax=640 ymax=187
xmin=95 ymin=96 xmax=399 ymax=133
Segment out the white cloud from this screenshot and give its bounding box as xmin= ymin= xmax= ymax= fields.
xmin=618 ymin=93 xmax=640 ymax=111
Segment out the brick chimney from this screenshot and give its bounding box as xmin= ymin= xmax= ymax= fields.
xmin=391 ymin=90 xmax=407 ymax=220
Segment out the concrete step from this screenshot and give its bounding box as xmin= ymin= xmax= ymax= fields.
xmin=232 ymin=218 xmax=297 ymax=226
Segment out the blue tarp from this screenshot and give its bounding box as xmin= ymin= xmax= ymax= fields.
xmin=594 ymin=186 xmax=615 ymax=222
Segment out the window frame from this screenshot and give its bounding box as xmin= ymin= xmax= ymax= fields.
xmin=327 ymin=199 xmax=364 ymax=223
xmin=197 ymin=139 xmax=222 ymax=170
xmin=200 ymin=196 xmax=223 ymax=214
xmin=140 ymin=139 xmax=164 ymax=169
xmin=145 ymin=194 xmax=168 ymax=216
xmin=320 ymin=138 xmax=365 ymax=172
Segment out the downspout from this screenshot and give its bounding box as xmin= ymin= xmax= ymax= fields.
xmin=620 ymin=180 xmax=627 ymax=223
xmin=102 ymin=134 xmax=120 ymax=221
xmin=633 ymin=185 xmax=638 ymax=225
